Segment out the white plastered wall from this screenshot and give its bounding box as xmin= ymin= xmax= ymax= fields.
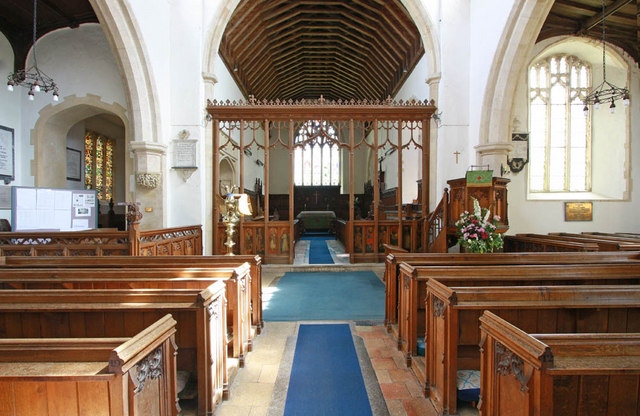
xmin=507 ymin=37 xmax=640 ymax=234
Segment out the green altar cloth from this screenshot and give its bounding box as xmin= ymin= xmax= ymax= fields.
xmin=296 ymin=211 xmax=337 ymax=230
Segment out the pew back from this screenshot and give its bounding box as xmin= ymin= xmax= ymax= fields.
xmin=0 ymin=314 xmax=179 ymax=416
xmin=425 ymin=281 xmax=640 ymax=415
xmin=0 ymin=285 xmax=225 ymax=415
xmin=479 ymin=311 xmax=640 ymax=416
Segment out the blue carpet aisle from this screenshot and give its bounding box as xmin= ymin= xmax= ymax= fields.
xmin=299 ymin=235 xmax=335 ymax=264
xmin=284 ymin=324 xmax=372 ymax=416
xmin=263 ymin=271 xmax=385 ymax=321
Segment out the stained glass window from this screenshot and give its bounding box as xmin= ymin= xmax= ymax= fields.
xmin=529 ymin=55 xmax=591 ymax=192
xmin=84 ymin=131 xmax=115 ymax=200
xmin=294 ymin=120 xmax=340 ymax=186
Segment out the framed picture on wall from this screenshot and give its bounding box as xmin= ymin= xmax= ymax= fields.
xmin=66 ymin=147 xmax=82 ymax=181
xmin=0 ymin=125 xmax=14 ymax=184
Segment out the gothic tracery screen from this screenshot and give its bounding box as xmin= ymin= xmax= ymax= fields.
xmin=84 ymin=130 xmax=114 ymax=201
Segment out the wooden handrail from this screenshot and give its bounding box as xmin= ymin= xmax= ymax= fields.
xmin=425 ymin=189 xmax=448 ymax=253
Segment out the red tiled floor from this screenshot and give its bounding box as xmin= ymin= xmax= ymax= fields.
xmin=371 ymin=357 xmax=398 ymax=370
xmin=359 ymin=325 xmax=441 ymax=416
xmin=380 ymin=383 xmax=412 ymax=400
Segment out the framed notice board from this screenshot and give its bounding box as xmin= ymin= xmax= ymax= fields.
xmin=11 ymin=186 xmax=98 ymax=231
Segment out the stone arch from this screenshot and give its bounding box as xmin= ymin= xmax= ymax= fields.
xmin=219 ymin=156 xmax=236 ymax=192
xmin=88 ymin=0 xmax=166 ymax=228
xmin=30 ymin=94 xmax=129 ymax=189
xmin=476 ymin=0 xmax=554 ymax=169
xmin=202 ymin=0 xmax=441 ymax=84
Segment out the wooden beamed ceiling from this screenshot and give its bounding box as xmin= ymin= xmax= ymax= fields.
xmin=219 ymin=0 xmax=425 ymax=102
xmin=540 ymin=0 xmax=640 ymax=64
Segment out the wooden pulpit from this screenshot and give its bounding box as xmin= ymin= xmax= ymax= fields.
xmin=446 ymin=176 xmax=509 ymax=234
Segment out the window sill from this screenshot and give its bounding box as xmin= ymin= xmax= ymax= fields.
xmin=526 ymin=191 xmax=622 ymax=201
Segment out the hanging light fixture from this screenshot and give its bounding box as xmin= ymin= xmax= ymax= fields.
xmin=6 ymin=0 xmax=60 ymax=102
xmin=583 ymin=0 xmax=629 ymax=115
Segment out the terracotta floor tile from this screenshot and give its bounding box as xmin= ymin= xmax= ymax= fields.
xmin=388 ymin=369 xmax=415 ymax=382
xmin=374 ymin=368 xmax=393 ymax=383
xmin=364 ymin=338 xmax=388 ymax=349
xmin=371 ymin=357 xmax=398 ymax=370
xmin=402 ymin=398 xmax=438 ymax=416
xmin=386 ymin=399 xmax=407 ymax=416
xmin=380 ymin=382 xmax=412 ymax=400
xmin=406 ymin=378 xmax=425 ymax=398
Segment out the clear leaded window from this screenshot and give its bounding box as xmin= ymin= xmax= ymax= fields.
xmin=84 ymin=131 xmax=114 ymax=200
xmin=529 ymin=55 xmax=591 ymax=192
xmin=294 ymin=120 xmax=340 ymax=186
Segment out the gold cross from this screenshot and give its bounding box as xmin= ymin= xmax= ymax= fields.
xmin=454 ymin=151 xmax=461 ymax=164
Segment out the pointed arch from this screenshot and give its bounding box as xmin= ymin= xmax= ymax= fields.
xmin=478 ymin=0 xmax=553 ymax=152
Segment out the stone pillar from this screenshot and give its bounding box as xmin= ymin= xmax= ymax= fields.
xmin=130 ymin=140 xmax=167 ymax=229
xmin=202 ymin=72 xmax=218 ymax=254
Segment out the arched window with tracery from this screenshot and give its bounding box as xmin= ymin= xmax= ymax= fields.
xmin=84 ymin=130 xmax=114 ymax=200
xmin=529 ymin=55 xmax=591 ymax=192
xmin=294 ymin=120 xmax=340 ymax=186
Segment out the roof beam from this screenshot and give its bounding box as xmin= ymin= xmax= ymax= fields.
xmin=579 ymin=0 xmax=633 ymax=33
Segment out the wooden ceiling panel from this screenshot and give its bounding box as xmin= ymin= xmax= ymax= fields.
xmin=540 ymin=0 xmax=640 ymax=63
xmin=220 ymin=0 xmax=424 ymax=101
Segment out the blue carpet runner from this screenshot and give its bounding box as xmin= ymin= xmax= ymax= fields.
xmin=284 ymin=324 xmax=373 ymax=416
xmin=263 ymin=271 xmax=385 ymax=321
xmin=300 ymin=235 xmax=335 ymax=264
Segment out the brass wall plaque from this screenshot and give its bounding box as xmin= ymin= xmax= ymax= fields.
xmin=564 ymin=202 xmax=593 ymax=221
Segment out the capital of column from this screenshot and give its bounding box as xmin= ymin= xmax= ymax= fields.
xmin=202 ymin=71 xmax=218 ymax=85
xmin=130 ymin=141 xmax=167 ymax=189
xmin=474 ymin=142 xmax=514 ymax=173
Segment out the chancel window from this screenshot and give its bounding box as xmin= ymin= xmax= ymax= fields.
xmin=529 ymin=55 xmax=591 ymax=192
xmin=294 ymin=120 xmax=340 ymax=186
xmin=84 ymin=131 xmax=114 ymax=200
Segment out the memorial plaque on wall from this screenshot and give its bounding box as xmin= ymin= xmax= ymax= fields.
xmin=564 ymin=202 xmax=592 ymax=221
xmin=173 ymin=139 xmax=198 ymax=168
xmin=0 ymin=126 xmax=14 ymax=184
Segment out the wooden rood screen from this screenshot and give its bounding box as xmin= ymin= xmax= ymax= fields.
xmin=207 ymin=98 xmax=436 ymax=263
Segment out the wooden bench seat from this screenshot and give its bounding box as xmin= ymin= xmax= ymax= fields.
xmin=384 ymin=251 xmax=640 ymax=329
xmin=0 ymin=285 xmax=226 ymax=416
xmin=396 ymin=261 xmax=640 ymax=367
xmin=425 ymin=282 xmax=640 ymax=415
xmin=503 ymin=235 xmax=599 ymax=252
xmin=479 ymin=311 xmax=640 ymax=416
xmin=0 ymin=254 xmax=264 ymax=333
xmin=0 ymin=314 xmax=179 ymax=416
xmin=0 ymin=265 xmax=252 ymax=363
xmin=519 ymin=233 xmax=640 ymax=251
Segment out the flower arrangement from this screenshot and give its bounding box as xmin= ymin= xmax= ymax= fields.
xmin=455 ymin=197 xmax=503 ymax=253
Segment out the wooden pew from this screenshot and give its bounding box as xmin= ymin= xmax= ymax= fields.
xmin=0 ymin=254 xmax=264 ymax=333
xmin=0 ymin=265 xmax=252 ymax=363
xmin=519 ymin=233 xmax=640 ymax=251
xmin=393 ymin=258 xmax=640 ymax=364
xmin=0 ymin=285 xmax=225 ymax=416
xmin=0 ymin=314 xmax=179 ymax=416
xmin=479 ymin=311 xmax=640 ymax=416
xmin=425 ymin=281 xmax=640 ymax=415
xmin=503 ymin=235 xmax=599 ymax=252
xmin=384 ymin=251 xmax=640 ymax=329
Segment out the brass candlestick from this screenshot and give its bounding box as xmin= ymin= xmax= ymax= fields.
xmin=219 ymin=185 xmax=252 ymax=255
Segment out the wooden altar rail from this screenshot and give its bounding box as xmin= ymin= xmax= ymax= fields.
xmin=479 ymin=311 xmax=640 ymax=416
xmin=215 ymin=220 xmax=301 ymax=264
xmin=0 ymin=224 xmax=203 ymax=256
xmin=335 ymin=219 xmax=422 ymax=263
xmin=0 ymin=315 xmax=179 ymax=416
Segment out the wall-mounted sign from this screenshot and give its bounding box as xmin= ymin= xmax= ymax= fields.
xmin=564 ymin=202 xmax=592 ymax=222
